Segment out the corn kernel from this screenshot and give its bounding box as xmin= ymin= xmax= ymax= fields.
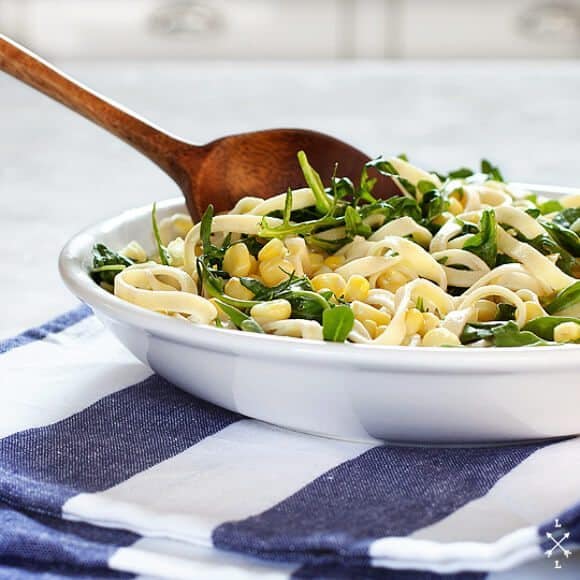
xmin=448 ymin=197 xmax=463 ymax=215
xmin=377 ymin=270 xmax=408 ymax=292
xmin=324 ymin=255 xmax=346 ymax=270
xmin=172 ymin=213 xmax=194 ymax=238
xmin=405 ymin=308 xmax=424 ymax=336
xmin=165 ymin=238 xmax=185 ymax=266
xmin=258 ymin=238 xmax=287 ymax=263
xmin=554 ymin=321 xmax=580 ymax=343
xmin=121 ymin=240 xmax=148 ymax=263
xmin=259 ymin=258 xmax=293 ymax=286
xmin=344 ymin=275 xmax=370 ymax=302
xmin=362 ymin=319 xmax=378 ymax=339
xmin=224 ymin=277 xmax=255 ymax=301
xmin=250 ymin=299 xmax=292 ymax=325
xmin=311 ymin=273 xmax=347 ymax=297
xmin=313 ymin=265 xmax=332 ymax=276
xmin=524 ymin=300 xmax=545 ymax=323
xmin=223 ymin=243 xmax=252 ymax=277
xmin=475 ymin=299 xmax=497 ymax=322
xmin=422 ymin=312 xmax=440 ymax=333
xmin=306 ymin=252 xmax=325 ymax=276
xmin=248 ymin=254 xmax=258 ymax=275
xmin=351 ymin=301 xmax=391 ymax=325
xmin=422 ymin=328 xmax=461 ymax=347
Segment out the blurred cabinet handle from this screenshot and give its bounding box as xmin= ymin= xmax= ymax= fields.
xmin=519 ymin=2 xmax=580 ymax=41
xmin=149 ymin=1 xmax=222 ymax=36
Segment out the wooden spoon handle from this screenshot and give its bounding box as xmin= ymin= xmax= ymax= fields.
xmin=0 ymin=35 xmax=189 ymax=177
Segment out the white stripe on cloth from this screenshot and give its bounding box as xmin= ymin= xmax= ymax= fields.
xmin=63 ymin=419 xmax=374 ymax=543
xmin=0 ymin=316 xmax=151 ymax=437
xmin=112 ymin=538 xmax=296 ymax=580
xmin=366 ymin=438 xmax=580 ymax=572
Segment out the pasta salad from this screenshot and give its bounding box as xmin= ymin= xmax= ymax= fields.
xmin=91 ymin=152 xmax=580 ymax=347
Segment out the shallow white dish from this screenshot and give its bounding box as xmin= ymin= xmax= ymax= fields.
xmin=59 ymin=187 xmax=580 ymax=444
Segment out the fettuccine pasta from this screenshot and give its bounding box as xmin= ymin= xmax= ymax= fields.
xmin=91 ymin=153 xmax=580 ymax=347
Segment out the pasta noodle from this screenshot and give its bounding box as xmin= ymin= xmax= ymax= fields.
xmin=90 ymin=153 xmax=580 ymax=347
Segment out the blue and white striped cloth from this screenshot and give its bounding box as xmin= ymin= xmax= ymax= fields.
xmin=1 ymin=305 xmax=579 ymax=579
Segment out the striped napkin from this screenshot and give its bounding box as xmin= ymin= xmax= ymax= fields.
xmin=1 ymin=305 xmax=579 ymax=579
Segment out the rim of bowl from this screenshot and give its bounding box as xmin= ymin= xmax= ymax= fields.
xmin=58 ymin=191 xmax=580 ymax=373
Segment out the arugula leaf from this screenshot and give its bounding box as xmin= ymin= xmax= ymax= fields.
xmin=546 ymin=281 xmax=580 ymax=315
xmin=421 ymin=190 xmax=449 ymax=223
xmin=463 ymin=209 xmax=497 ymax=268
xmin=523 ymin=316 xmax=580 ymax=341
xmin=213 ymin=300 xmax=264 ymax=333
xmin=460 ymin=321 xmax=506 ymax=344
xmin=554 ymin=208 xmax=580 ymax=231
xmin=152 ymin=203 xmax=170 ymax=265
xmin=366 ymin=157 xmax=417 ymax=197
xmin=522 ymin=230 xmax=577 ymax=276
xmin=480 ymin=159 xmax=504 ymax=182
xmin=496 ymin=303 xmax=516 ymax=321
xmin=492 ymin=321 xmax=549 ymax=347
xmin=90 ymin=243 xmax=133 ymax=286
xmin=199 ymin=205 xmax=233 ymax=268
xmin=297 ymin=150 xmax=332 ymax=214
xmin=344 ymin=206 xmax=372 ymax=238
xmin=356 ymin=167 xmax=377 ymax=204
xmin=322 ymin=305 xmax=355 ymax=342
xmin=542 ymin=220 xmax=580 ymax=257
xmin=446 ymin=167 xmax=475 ymax=180
xmin=538 ymin=199 xmax=564 ymax=215
xmin=239 ymin=275 xmax=330 ymax=321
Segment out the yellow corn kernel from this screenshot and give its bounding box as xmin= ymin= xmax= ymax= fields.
xmin=554 ymin=321 xmax=580 ymax=343
xmin=475 ymin=299 xmax=497 ymax=322
xmin=166 ymin=238 xmax=185 ymax=266
xmin=311 ymin=273 xmax=347 ymax=297
xmin=259 ymin=258 xmax=293 ymax=286
xmin=258 ymin=238 xmax=287 ymax=263
xmin=377 ymin=270 xmax=408 ymax=292
xmin=250 ymin=299 xmax=292 ymax=325
xmin=344 ymin=275 xmax=370 ymax=302
xmin=422 ymin=328 xmax=461 ymax=347
xmin=422 ymin=312 xmax=440 ymax=333
xmin=223 ymin=243 xmax=252 ymax=277
xmin=448 ymin=197 xmax=463 ymax=215
xmin=306 ymin=252 xmax=325 ymax=275
xmin=524 ymin=300 xmax=544 ymax=323
xmin=172 ymin=213 xmax=194 ymax=238
xmin=351 ymin=301 xmax=391 ymax=325
xmin=224 ymin=277 xmax=255 ymax=301
xmin=362 ymin=319 xmax=378 ymax=339
xmin=324 ymin=255 xmax=346 ymax=270
xmin=405 ymin=308 xmax=424 ymax=336
xmin=121 ymin=240 xmax=147 ymax=263
xmin=248 ymin=254 xmax=258 ymax=275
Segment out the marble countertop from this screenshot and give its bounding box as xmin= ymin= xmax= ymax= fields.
xmin=2 ymin=59 xmax=580 ymax=578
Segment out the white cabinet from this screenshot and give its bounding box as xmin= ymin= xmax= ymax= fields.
xmin=397 ymin=0 xmax=580 ymax=58
xmin=3 ymin=0 xmax=343 ymax=59
xmin=1 ymin=0 xmax=580 ymax=59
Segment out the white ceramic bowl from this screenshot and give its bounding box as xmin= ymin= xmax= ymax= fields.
xmin=59 ymin=190 xmax=580 ymax=444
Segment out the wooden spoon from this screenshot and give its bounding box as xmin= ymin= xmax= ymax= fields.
xmin=0 ymin=35 xmax=396 ymax=219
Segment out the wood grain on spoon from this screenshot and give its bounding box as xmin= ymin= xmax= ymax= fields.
xmin=0 ymin=35 xmax=396 ymax=219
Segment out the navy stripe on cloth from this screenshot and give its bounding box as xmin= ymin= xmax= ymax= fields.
xmin=293 ymin=564 xmax=486 ymax=580
xmin=213 ymin=443 xmax=543 ymax=563
xmin=0 ymin=501 xmax=136 ymax=574
xmin=0 ymin=375 xmax=242 ymax=514
xmin=0 ymin=304 xmax=92 ymax=355
xmin=0 ymin=558 xmax=132 ymax=580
